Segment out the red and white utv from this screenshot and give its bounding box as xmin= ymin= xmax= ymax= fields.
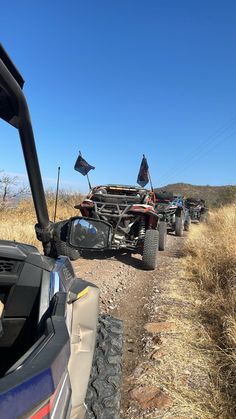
xmin=75 ymin=184 xmax=160 ymax=270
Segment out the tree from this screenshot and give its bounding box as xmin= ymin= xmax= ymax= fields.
xmin=0 ymin=172 xmax=29 ymax=209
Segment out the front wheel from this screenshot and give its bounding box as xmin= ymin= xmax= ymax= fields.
xmin=142 ymin=229 xmax=159 ymax=270
xmin=85 ymin=315 xmax=123 ymax=419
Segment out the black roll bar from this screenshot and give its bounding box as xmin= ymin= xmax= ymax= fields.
xmin=0 ymin=44 xmax=50 ymax=231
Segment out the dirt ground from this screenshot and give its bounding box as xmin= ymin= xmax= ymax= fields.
xmin=73 ymin=231 xmax=190 ymax=418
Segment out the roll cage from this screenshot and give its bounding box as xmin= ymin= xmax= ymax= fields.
xmin=0 ymin=44 xmax=52 ymax=255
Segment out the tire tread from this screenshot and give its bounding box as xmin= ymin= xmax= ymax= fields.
xmin=85 ymin=315 xmax=123 ymax=419
xmin=142 ymin=229 xmax=159 ymax=270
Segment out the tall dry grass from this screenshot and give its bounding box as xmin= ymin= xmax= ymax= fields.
xmin=0 ymin=191 xmax=83 ymax=248
xmin=184 ymin=204 xmax=236 ymax=417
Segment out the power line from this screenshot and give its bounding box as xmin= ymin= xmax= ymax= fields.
xmin=158 ymin=128 xmax=236 ymax=186
xmin=157 ymin=114 xmax=236 ymax=186
xmin=158 ymin=114 xmax=236 ymax=184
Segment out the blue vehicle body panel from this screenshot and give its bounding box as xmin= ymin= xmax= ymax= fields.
xmin=0 ymin=293 xmax=71 ymax=419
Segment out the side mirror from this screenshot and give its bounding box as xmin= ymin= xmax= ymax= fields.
xmin=68 ymin=217 xmax=111 ymax=250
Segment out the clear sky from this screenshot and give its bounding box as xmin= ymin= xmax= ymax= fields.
xmin=0 ymin=0 xmax=236 ymax=193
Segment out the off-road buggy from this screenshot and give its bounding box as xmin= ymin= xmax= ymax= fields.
xmin=0 ymin=45 xmax=122 ymax=419
xmin=184 ymin=197 xmax=208 ymax=226
xmin=154 ymin=192 xmax=186 ymax=250
xmin=74 ymin=184 xmax=160 ymax=270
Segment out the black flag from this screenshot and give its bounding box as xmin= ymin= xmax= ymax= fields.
xmin=137 ymin=155 xmax=149 ymax=187
xmin=74 ymin=153 xmax=95 ymax=176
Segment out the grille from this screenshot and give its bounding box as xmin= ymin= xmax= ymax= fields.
xmin=0 ymin=259 xmax=17 ymax=273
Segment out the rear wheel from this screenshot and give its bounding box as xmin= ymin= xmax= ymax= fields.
xmin=200 ymin=212 xmax=208 ymax=222
xmin=175 ymin=216 xmax=184 ymax=237
xmin=142 ymin=229 xmax=159 ymax=270
xmin=184 ymin=215 xmax=191 ymax=231
xmin=158 ymin=221 xmax=167 ymax=251
xmin=85 ymin=315 xmax=123 ymax=419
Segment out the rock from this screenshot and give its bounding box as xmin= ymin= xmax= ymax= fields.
xmin=154 ymin=288 xmax=160 ymax=293
xmin=144 ymin=322 xmax=176 ymax=334
xmin=130 ymin=385 xmax=172 ymax=410
xmin=132 ymin=365 xmax=144 ymax=379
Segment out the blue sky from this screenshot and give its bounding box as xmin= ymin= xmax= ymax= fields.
xmin=0 ymin=0 xmax=236 ymax=192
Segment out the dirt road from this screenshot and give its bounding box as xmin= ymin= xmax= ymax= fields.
xmin=73 ymin=233 xmax=185 ymax=418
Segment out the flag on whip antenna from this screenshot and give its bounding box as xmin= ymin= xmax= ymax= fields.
xmin=74 ymin=151 xmax=95 ymax=176
xmin=137 ymin=155 xmax=149 ymax=187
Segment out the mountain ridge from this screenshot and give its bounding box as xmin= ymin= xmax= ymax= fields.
xmin=154 ymin=183 xmax=236 ymax=207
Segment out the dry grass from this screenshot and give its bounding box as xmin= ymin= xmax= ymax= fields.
xmin=183 ymin=204 xmax=236 ymax=417
xmin=135 ymin=264 xmax=227 ymax=418
xmin=0 ymin=192 xmax=83 ymax=249
xmin=131 ymin=205 xmax=236 ymax=418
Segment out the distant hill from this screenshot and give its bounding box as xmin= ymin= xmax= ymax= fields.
xmin=154 ymin=183 xmax=236 ymax=207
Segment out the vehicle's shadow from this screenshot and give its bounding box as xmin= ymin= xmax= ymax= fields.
xmin=80 ymin=249 xmax=142 ymax=269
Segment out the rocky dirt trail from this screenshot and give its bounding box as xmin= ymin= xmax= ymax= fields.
xmin=73 ymin=231 xmax=205 ymax=418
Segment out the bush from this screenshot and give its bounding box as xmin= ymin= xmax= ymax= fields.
xmin=0 ymin=191 xmax=84 ymax=248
